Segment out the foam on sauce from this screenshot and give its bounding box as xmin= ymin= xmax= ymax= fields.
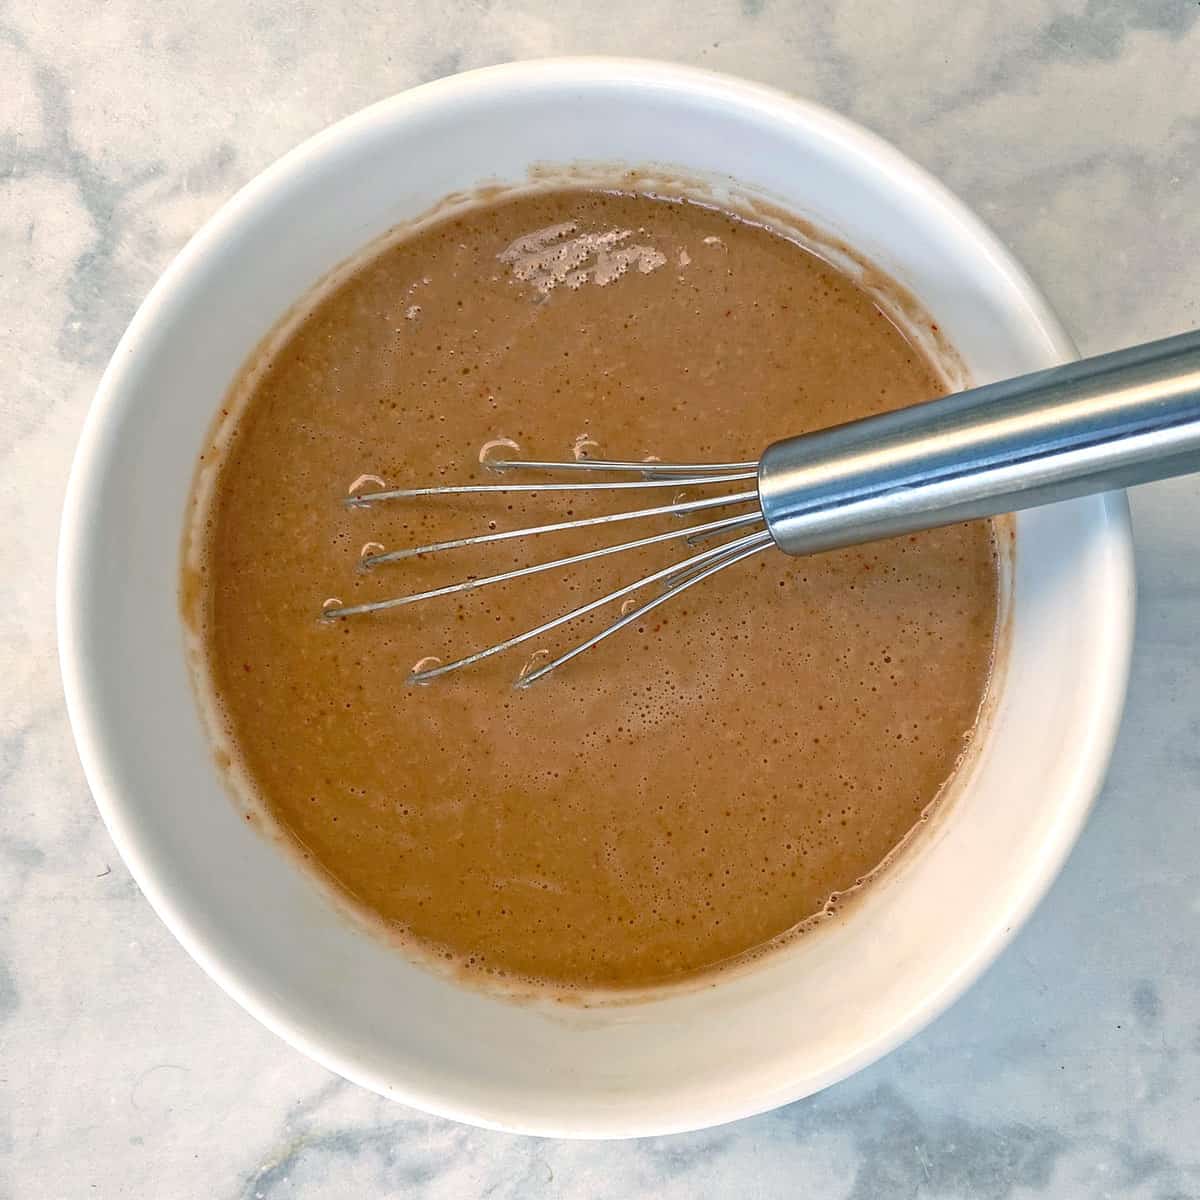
xmin=188 ymin=189 xmax=998 ymax=993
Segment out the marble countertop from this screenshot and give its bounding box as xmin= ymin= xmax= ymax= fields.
xmin=4 ymin=2 xmax=1200 ymax=1196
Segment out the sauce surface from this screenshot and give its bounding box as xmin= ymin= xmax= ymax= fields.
xmin=195 ymin=190 xmax=997 ymax=990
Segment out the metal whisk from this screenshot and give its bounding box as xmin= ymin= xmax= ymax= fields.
xmin=322 ymin=330 xmax=1200 ymax=686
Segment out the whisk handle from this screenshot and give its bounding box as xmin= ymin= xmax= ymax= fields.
xmin=758 ymin=328 xmax=1200 ymax=555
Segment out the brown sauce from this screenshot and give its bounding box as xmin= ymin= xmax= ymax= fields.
xmin=192 ymin=190 xmax=998 ymax=991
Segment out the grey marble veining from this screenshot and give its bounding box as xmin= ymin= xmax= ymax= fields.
xmin=3 ymin=2 xmax=1199 ymax=1196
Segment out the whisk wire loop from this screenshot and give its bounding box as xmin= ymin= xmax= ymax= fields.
xmin=325 ymin=455 xmax=770 ymax=684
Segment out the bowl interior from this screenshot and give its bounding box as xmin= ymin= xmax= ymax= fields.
xmin=58 ymin=60 xmax=1133 ymax=1137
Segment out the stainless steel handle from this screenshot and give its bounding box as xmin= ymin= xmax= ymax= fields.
xmin=758 ymin=329 xmax=1200 ymax=556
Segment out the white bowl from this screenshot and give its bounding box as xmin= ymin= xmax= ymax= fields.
xmin=58 ymin=59 xmax=1134 ymax=1137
